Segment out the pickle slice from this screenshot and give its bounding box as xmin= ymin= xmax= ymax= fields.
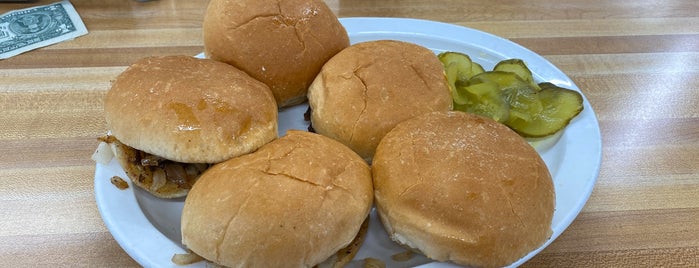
xmin=440 ymin=52 xmax=471 ymax=102
xmin=462 ymin=71 xmax=532 ymax=122
xmin=439 ymin=52 xmax=488 ymax=108
xmin=439 ymin=52 xmax=475 ymax=83
xmin=471 ymin=61 xmax=485 ymax=76
xmin=502 ymin=85 xmax=542 ymax=123
xmin=494 ymin=59 xmax=540 ymax=91
xmin=470 ymin=71 xmax=531 ymax=91
xmin=506 ymin=82 xmax=584 ymax=137
xmin=455 ymin=80 xmax=510 ymax=122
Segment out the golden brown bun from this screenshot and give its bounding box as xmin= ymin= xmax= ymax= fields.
xmin=181 ymin=130 xmax=373 ymax=267
xmin=104 ymin=55 xmax=278 ymax=164
xmin=372 ymin=111 xmax=555 ymax=268
xmin=203 ymin=0 xmax=349 ymax=107
xmin=307 ymin=40 xmax=452 ymax=161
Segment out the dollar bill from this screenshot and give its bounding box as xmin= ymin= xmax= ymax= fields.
xmin=0 ymin=0 xmax=88 ymax=59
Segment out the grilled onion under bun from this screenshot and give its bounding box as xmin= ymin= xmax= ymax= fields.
xmin=181 ymin=130 xmax=373 ymax=267
xmin=104 ymin=55 xmax=278 ymax=164
xmin=372 ymin=111 xmax=555 ymax=267
xmin=307 ymin=40 xmax=452 ymax=161
xmin=203 ymin=0 xmax=349 ymax=107
xmin=103 ymin=55 xmax=278 ymax=198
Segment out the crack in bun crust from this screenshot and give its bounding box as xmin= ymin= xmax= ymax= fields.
xmin=372 ymin=111 xmax=555 ymax=268
xmin=181 ymin=131 xmax=373 ymax=267
xmin=307 ymin=40 xmax=453 ymax=161
xmin=203 ymin=0 xmax=350 ymax=107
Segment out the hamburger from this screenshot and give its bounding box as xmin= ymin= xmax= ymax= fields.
xmin=101 ymin=55 xmax=278 ymax=198
xmin=180 ymin=130 xmax=373 ymax=267
xmin=202 ymin=0 xmax=350 ymax=107
xmin=372 ymin=111 xmax=555 ymax=267
xmin=306 ymin=40 xmax=453 ymax=161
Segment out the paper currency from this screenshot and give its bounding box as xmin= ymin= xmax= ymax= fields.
xmin=0 ymin=0 xmax=88 ymax=59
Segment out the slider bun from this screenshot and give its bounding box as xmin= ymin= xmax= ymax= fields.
xmin=203 ymin=0 xmax=349 ymax=107
xmin=181 ymin=130 xmax=373 ymax=267
xmin=307 ymin=40 xmax=452 ymax=161
xmin=104 ymin=55 xmax=278 ymax=163
xmin=372 ymin=111 xmax=555 ymax=267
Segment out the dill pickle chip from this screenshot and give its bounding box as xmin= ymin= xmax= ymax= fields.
xmin=438 ymin=52 xmax=475 ymax=82
xmin=494 ymin=59 xmax=540 ymax=90
xmin=470 ymin=71 xmax=531 ymax=91
xmin=439 ymin=52 xmax=488 ymax=108
xmin=456 ymin=80 xmax=510 ymax=122
xmin=506 ymin=82 xmax=584 ymax=137
xmin=502 ymin=85 xmax=542 ymax=122
xmin=439 ymin=52 xmax=473 ymax=102
xmin=450 ymin=82 xmax=471 ymax=105
xmin=471 ymin=61 xmax=485 ymax=76
xmin=444 ymin=62 xmax=468 ymax=105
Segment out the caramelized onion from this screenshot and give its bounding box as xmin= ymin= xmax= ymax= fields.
xmin=92 ymin=141 xmax=115 ymax=165
xmin=110 ymin=176 xmax=129 ymax=190
xmin=391 ymin=250 xmax=414 ymax=262
xmin=141 ymin=155 xmax=164 ymax=166
xmin=171 ymin=251 xmax=204 ymax=265
xmin=164 ymin=163 xmax=188 ymax=186
xmin=151 ymin=168 xmax=167 ymax=191
xmin=362 ymin=258 xmax=386 ymax=268
xmin=185 ymin=164 xmax=199 ymax=178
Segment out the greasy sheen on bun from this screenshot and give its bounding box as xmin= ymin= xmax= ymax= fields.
xmin=307 ymin=40 xmax=452 ymax=161
xmin=181 ymin=130 xmax=373 ymax=267
xmin=104 ymin=55 xmax=278 ymax=164
xmin=203 ymin=0 xmax=349 ymax=108
xmin=372 ymin=111 xmax=555 ymax=268
xmin=103 ymin=55 xmax=278 ymax=198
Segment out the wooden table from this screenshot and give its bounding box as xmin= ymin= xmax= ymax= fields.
xmin=1 ymin=0 xmax=697 ymax=267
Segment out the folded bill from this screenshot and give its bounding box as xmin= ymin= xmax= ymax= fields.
xmin=0 ymin=0 xmax=88 ymax=59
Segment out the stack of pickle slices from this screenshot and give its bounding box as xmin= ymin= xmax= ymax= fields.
xmin=439 ymin=52 xmax=584 ymax=138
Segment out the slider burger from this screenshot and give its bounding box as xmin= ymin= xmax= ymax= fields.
xmin=181 ymin=130 xmax=373 ymax=267
xmin=202 ymin=0 xmax=350 ymax=107
xmin=307 ymin=40 xmax=453 ymax=161
xmin=101 ymin=55 xmax=278 ymax=198
xmin=372 ymin=111 xmax=555 ymax=267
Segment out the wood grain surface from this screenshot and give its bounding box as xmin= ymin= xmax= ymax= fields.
xmin=1 ymin=0 xmax=697 ymax=267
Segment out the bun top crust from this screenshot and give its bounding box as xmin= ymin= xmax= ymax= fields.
xmin=181 ymin=130 xmax=373 ymax=267
xmin=307 ymin=40 xmax=452 ymax=161
xmin=203 ymin=0 xmax=349 ymax=107
xmin=372 ymin=111 xmax=554 ymax=267
xmin=104 ymin=55 xmax=278 ymax=163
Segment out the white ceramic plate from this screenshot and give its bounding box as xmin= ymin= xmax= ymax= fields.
xmin=95 ymin=17 xmax=602 ymax=268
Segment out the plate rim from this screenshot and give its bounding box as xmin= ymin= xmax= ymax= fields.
xmin=94 ymin=17 xmax=602 ymax=268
